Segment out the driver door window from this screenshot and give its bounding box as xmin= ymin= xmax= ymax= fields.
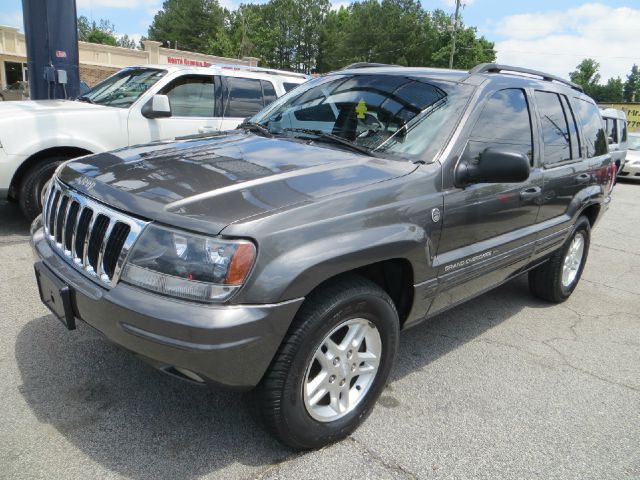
xmin=161 ymin=75 xmax=215 ymax=117
xmin=129 ymin=74 xmax=222 ymax=145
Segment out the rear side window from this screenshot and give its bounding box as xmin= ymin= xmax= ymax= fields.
xmin=261 ymin=80 xmax=277 ymax=105
xmin=283 ymin=82 xmax=299 ymax=92
xmin=573 ymin=98 xmax=607 ymax=157
xmin=225 ymin=77 xmax=264 ymax=118
xmin=535 ymin=91 xmax=579 ymax=164
xmin=466 ymin=88 xmax=533 ymax=163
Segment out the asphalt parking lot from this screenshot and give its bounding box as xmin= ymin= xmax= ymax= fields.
xmin=1 ymin=182 xmax=639 ymax=480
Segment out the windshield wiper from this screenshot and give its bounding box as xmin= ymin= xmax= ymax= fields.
xmin=282 ymin=128 xmax=376 ymax=157
xmin=76 ymin=95 xmax=95 ymax=104
xmin=238 ymin=121 xmax=273 ymax=138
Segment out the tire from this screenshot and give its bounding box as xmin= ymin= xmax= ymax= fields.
xmin=257 ymin=274 xmax=399 ymax=449
xmin=529 ymin=215 xmax=591 ymax=303
xmin=18 ymin=157 xmax=67 ymax=221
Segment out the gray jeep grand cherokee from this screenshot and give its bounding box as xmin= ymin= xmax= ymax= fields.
xmin=31 ymin=63 xmax=614 ymax=449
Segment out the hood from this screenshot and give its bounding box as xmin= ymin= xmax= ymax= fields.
xmin=0 ymin=100 xmax=119 ymax=154
xmin=0 ymin=99 xmax=106 ymax=118
xmin=58 ymin=133 xmax=416 ymax=235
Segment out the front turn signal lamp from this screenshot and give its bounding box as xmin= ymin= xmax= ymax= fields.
xmin=121 ymin=224 xmax=256 ymax=302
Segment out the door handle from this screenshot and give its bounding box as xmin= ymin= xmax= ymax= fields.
xmin=520 ymin=186 xmax=542 ymax=201
xmin=198 ymin=126 xmax=217 ymax=133
xmin=576 ymin=173 xmax=590 ymax=184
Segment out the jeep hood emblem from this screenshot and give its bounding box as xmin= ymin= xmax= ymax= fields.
xmin=77 ymin=176 xmax=97 ymax=190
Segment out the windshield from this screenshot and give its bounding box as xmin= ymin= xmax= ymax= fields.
xmin=80 ymin=68 xmax=166 ymax=108
xmin=249 ymin=74 xmax=473 ymax=161
xmin=628 ymin=134 xmax=640 ymax=150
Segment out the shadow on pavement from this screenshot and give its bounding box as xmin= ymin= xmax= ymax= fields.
xmin=0 ymin=200 xmax=30 ymax=237
xmin=15 ymin=274 xmax=550 ymax=479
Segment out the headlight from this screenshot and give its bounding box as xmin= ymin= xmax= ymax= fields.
xmin=121 ymin=224 xmax=256 ymax=302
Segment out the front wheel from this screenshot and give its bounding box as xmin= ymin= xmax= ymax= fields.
xmin=18 ymin=157 xmax=66 ymax=221
xmin=257 ymin=275 xmax=399 ymax=449
xmin=529 ymin=215 xmax=591 ymax=303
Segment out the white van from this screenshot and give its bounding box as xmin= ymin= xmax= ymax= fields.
xmin=600 ymin=107 xmax=628 ymax=175
xmin=0 ymin=64 xmax=309 ymax=219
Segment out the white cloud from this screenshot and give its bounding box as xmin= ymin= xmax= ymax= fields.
xmin=493 ymin=3 xmax=640 ymax=81
xmin=331 ymin=1 xmax=350 ymax=11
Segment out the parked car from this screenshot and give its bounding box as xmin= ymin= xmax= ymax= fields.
xmin=31 ymin=63 xmax=614 ymax=449
xmin=0 ymin=80 xmax=29 ymax=101
xmin=0 ymin=64 xmax=309 ymax=220
xmin=619 ymin=131 xmax=640 ymax=179
xmin=600 ymin=107 xmax=628 ymax=175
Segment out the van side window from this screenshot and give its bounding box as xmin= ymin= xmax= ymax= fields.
xmin=283 ymin=82 xmax=299 ymax=92
xmin=261 ymin=80 xmax=277 ymax=105
xmin=535 ymin=91 xmax=576 ymax=164
xmin=225 ymin=77 xmax=265 ymax=118
xmin=160 ymin=75 xmax=215 ymax=117
xmin=605 ymin=117 xmax=618 ymax=143
xmin=573 ymin=98 xmax=608 ymax=157
xmin=466 ymin=88 xmax=533 ymax=163
xmin=620 ymin=120 xmax=628 ymax=143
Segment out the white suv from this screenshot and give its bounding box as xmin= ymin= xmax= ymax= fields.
xmin=0 ymin=64 xmax=308 ymax=219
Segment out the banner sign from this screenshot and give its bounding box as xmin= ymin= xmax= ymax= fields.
xmin=599 ymin=103 xmax=640 ymax=132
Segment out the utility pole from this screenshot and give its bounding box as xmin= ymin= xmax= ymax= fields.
xmin=448 ymin=0 xmax=461 ymax=69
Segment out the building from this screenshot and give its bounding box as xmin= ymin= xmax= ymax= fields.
xmin=0 ymin=25 xmax=259 ymax=89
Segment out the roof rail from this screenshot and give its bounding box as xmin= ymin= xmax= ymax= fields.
xmin=210 ymin=63 xmax=310 ymax=79
xmin=341 ymin=62 xmax=400 ymax=70
xmin=469 ymin=63 xmax=584 ymax=93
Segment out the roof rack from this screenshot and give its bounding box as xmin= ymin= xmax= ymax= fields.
xmin=469 ymin=63 xmax=584 ymax=93
xmin=211 ymin=63 xmax=310 ymax=79
xmin=341 ymin=62 xmax=400 ymax=70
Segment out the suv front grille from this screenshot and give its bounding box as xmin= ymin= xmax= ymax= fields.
xmin=42 ymin=178 xmax=147 ymax=288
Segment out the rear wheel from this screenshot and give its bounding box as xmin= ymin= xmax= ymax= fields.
xmin=257 ymin=275 xmax=399 ymax=449
xmin=18 ymin=157 xmax=67 ymax=221
xmin=529 ymin=216 xmax=590 ymax=303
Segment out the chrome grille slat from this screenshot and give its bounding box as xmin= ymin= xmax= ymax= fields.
xmin=42 ymin=177 xmax=148 ymax=288
xmin=82 ymin=212 xmax=98 ymax=271
xmin=96 ymin=219 xmax=115 ymax=280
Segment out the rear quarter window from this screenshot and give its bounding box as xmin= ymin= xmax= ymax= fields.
xmin=573 ymin=99 xmax=607 ymax=157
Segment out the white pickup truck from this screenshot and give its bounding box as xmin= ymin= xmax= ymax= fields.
xmin=0 ymin=64 xmax=308 ymax=219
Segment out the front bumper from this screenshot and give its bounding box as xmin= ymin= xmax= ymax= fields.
xmin=619 ymin=160 xmax=640 ymax=178
xmin=31 ymin=226 xmax=303 ymax=389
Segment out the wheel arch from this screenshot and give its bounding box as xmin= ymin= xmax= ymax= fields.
xmin=579 ymin=202 xmax=601 ymax=228
xmin=8 ymin=146 xmax=93 ymax=199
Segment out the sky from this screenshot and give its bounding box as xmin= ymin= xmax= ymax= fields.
xmin=0 ymin=0 xmax=638 ymax=82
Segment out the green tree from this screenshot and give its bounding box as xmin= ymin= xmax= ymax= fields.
xmin=116 ymin=34 xmax=138 ymax=49
xmin=77 ymin=15 xmax=118 ymax=46
xmin=569 ymin=58 xmax=601 ymax=97
xmin=148 ymin=0 xmax=227 ymax=54
xmin=624 ymin=64 xmax=640 ymax=102
xmin=592 ymin=77 xmax=624 ymax=103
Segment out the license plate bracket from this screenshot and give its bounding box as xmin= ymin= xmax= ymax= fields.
xmin=34 ymin=261 xmax=76 ymax=330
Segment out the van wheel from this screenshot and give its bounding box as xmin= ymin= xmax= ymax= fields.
xmin=257 ymin=275 xmax=399 ymax=449
xmin=529 ymin=216 xmax=590 ymax=303
xmin=18 ymin=157 xmax=66 ymax=221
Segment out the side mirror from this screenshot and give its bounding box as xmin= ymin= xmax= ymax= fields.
xmin=608 ymin=136 xmax=615 ymax=145
xmin=455 ymin=147 xmax=530 ymax=186
xmin=142 ymin=94 xmax=171 ymax=119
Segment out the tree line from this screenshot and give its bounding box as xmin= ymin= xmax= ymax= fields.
xmin=79 ymin=0 xmax=496 ymax=74
xmin=570 ymin=58 xmax=640 ymax=103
